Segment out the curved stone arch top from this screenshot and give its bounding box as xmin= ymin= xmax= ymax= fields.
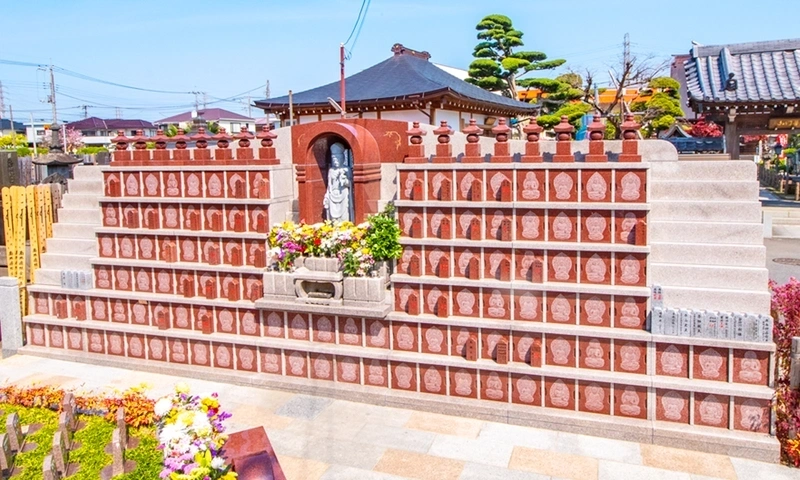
xmin=294 ymin=121 xmax=382 ymax=223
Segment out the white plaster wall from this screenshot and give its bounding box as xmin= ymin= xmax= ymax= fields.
xmin=321 ymin=114 xmax=341 ymax=121
xmin=360 ymin=112 xmax=378 ymax=119
xmin=380 ymin=110 xmax=428 ymax=123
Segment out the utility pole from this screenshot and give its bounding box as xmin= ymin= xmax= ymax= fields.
xmin=81 ymin=105 xmax=89 ymax=118
xmin=0 ymin=81 xmax=5 ymax=119
xmin=265 ymin=80 xmax=270 ymax=99
xmin=340 ymin=43 xmax=346 ymax=119
xmin=202 ymin=92 xmax=207 ymax=110
xmin=622 ymin=33 xmax=631 ymax=117
xmin=30 ymin=113 xmax=38 ymax=158
xmin=48 ymin=64 xmax=57 ymax=126
xmin=245 ymin=95 xmax=252 ymax=118
xmin=9 ymin=106 xmax=15 ymax=146
xmin=115 ymin=107 xmax=122 ymax=119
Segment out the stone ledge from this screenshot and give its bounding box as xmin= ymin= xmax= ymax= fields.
xmin=14 ymin=347 xmax=778 ymax=463
xmin=98 ymin=196 xmax=285 ymax=205
xmin=99 ymin=164 xmax=292 ymax=173
xmin=395 ymin=162 xmax=651 ymax=171
xmin=94 ymin=227 xmax=267 ymax=240
xmin=399 ymin=238 xmax=651 ymax=253
xmin=254 ymin=299 xmax=391 ymax=319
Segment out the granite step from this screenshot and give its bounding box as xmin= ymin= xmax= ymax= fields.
xmin=650 ymin=263 xmax=769 ymax=291
xmin=649 ymin=242 xmax=766 ymax=267
xmin=649 ymin=200 xmax=762 ymax=223
xmin=61 ymin=193 xmax=102 ymax=209
xmin=649 ymin=160 xmax=756 ymax=180
xmin=649 ymin=220 xmax=763 ymax=245
xmin=71 ymin=165 xmax=104 ymax=181
xmin=55 ymin=208 xmax=102 ymax=225
xmin=66 ymin=179 xmax=104 ymax=195
xmin=659 ymin=284 xmax=771 ymax=315
xmin=39 ymin=252 xmax=94 ymax=270
xmin=52 ymin=222 xmax=100 ymax=239
xmin=45 ymin=237 xmax=97 ymax=256
xmin=31 ymin=268 xmax=66 ymax=286
xmin=649 ymin=181 xmax=759 ymax=201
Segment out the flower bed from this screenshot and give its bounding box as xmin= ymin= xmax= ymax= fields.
xmin=268 ymin=204 xmax=402 ymax=276
xmin=770 ymin=278 xmax=800 ymax=467
xmin=0 ymin=384 xmax=160 ymax=479
xmin=154 ymin=383 xmax=236 ymax=480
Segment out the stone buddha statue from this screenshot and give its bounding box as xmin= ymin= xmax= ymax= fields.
xmin=323 ymin=142 xmax=352 ymax=222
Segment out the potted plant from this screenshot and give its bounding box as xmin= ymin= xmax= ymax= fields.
xmin=365 ymin=203 xmax=402 ymax=279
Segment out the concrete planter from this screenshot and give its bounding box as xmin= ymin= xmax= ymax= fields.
xmin=296 ymin=256 xmax=341 ymax=273
xmin=262 ymin=272 xmax=295 ymax=298
xmin=343 ymin=276 xmax=386 ymax=305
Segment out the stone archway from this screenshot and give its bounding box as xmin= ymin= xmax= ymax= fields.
xmin=293 ymin=121 xmax=382 ymax=223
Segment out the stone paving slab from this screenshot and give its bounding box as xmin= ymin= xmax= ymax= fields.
xmin=0 ymin=355 xmax=797 ymax=480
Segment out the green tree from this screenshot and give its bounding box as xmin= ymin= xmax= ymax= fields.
xmin=630 ymin=76 xmax=684 ymax=136
xmin=0 ymin=133 xmax=27 ymax=149
xmin=165 ymin=124 xmax=179 ymax=137
xmin=207 ymin=121 xmax=220 ymax=134
xmin=466 ymin=14 xmax=565 ymax=98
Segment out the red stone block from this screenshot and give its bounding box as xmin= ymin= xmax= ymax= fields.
xmin=693 ymin=346 xmax=728 ymax=382
xmin=391 ymin=362 xmax=417 ymax=391
xmin=71 ymin=297 xmax=86 ymax=321
xmin=107 ymin=332 xmax=125 ymax=356
xmin=285 ymin=351 xmax=308 ymax=378
xmin=578 ymin=294 xmax=610 ymax=327
xmin=553 ymin=139 xmax=574 ymax=163
xmin=436 ymin=256 xmax=450 ymax=278
xmin=614 ymin=296 xmax=647 ymax=329
xmin=239 ymin=310 xmax=260 ymax=336
xmin=496 ymin=338 xmax=510 ymax=364
xmin=482 ymin=288 xmax=509 ymax=320
xmin=113 ymin=267 xmax=132 ymax=291
xmin=544 ymin=378 xmax=575 ymax=410
xmin=549 ymin=251 xmax=577 ymax=283
xmin=182 ymin=276 xmax=195 ymax=298
xmin=199 ymin=312 xmax=214 ymax=335
xmin=102 ymin=203 xmax=120 ymax=227
xmin=204 ymin=279 xmax=217 ymax=300
xmin=733 ymin=397 xmax=769 ymax=433
xmin=514 ymin=291 xmax=543 ymax=322
xmin=579 ymin=381 xmax=611 ymax=415
xmin=127 ymin=334 xmax=147 ymax=359
xmin=615 ymin=385 xmax=647 ymax=419
xmin=392 ymin=321 xmax=419 ymax=352
xmin=615 ymin=252 xmax=646 ymax=287
xmin=213 ymin=343 xmax=234 ymax=369
xmin=581 ymin=252 xmax=611 ymax=285
xmin=486 ymin=209 xmax=509 ymax=240
xmin=246 ymin=278 xmax=263 ymax=301
xmin=309 ymin=354 xmax=333 ymax=380
xmin=411 ymin=179 xmax=423 ymax=200
xmin=516 ymin=333 xmax=543 ymax=366
xmin=449 ymin=368 xmax=478 ymax=398
xmin=156 ymin=309 xmax=170 ymax=330
xmin=420 ymin=364 xmax=447 ymax=395
xmin=187 ymin=209 xmax=201 ymax=231
xmin=163 ymin=241 xmax=178 ymax=263
xmin=634 ymin=219 xmax=647 ymax=246
xmin=210 ymin=211 xmax=223 ymax=232
xmin=580 ymin=337 xmax=611 ymax=370
xmin=582 ymin=170 xmax=612 ymax=203
xmin=581 ymin=210 xmax=611 ymax=243
xmin=694 ymin=392 xmax=729 ymax=428
xmin=481 ymin=371 xmax=508 ymax=402
xmin=54 ymin=297 xmax=68 ymax=319
xmin=655 ymin=343 xmax=689 ymax=378
xmin=549 ymin=170 xmax=578 ymax=202
xmin=207 ymin=244 xmax=221 ymax=266
xmin=253 ymin=247 xmax=267 ymax=268
xmin=337 ymin=356 xmax=361 ymax=384
xmin=455 ymin=172 xmax=478 ymax=200
xmin=511 ymin=374 xmax=541 ymax=405
xmin=470 ymin=178 xmax=483 ymax=201
xmin=124 ymin=208 xmax=139 ymax=229
xmin=123 ymin=172 xmax=141 ymax=196
xmin=399 ymin=172 xmax=418 ymax=200
xmin=546 ymin=336 xmax=575 ymax=367
xmin=48 ymin=325 xmax=65 ymax=348
xmin=29 ymin=324 xmax=46 ymax=346
xmin=190 ymin=341 xmax=211 ymax=366
xmin=466 ymin=335 xmax=478 ymax=361
xmin=146 ymin=336 xmax=167 ymax=361
xmin=433 ymin=143 xmax=453 ymax=163
xmin=615 ymin=341 xmax=647 ymax=374
xmin=106 ymin=173 xmax=121 ymax=197
xmin=422 ymin=286 xmax=446 ymax=316
xmin=226 ymin=280 xmax=240 ymax=301
xmin=619 ymin=139 xmax=642 ymax=162
xmin=232 ymin=179 xmax=247 ymax=199
xmin=435 ymin=295 xmax=448 ymax=318
xmin=615 ymin=170 xmax=646 ymax=203
xmin=549 ymin=210 xmax=578 ymax=242
xmin=168 ymin=338 xmax=189 ymax=364
xmin=439 ymin=176 xmax=452 ymax=201
xmin=732 ymin=350 xmax=769 ymax=386
xmin=517 ymin=170 xmax=544 ymax=201
xmin=409 ymin=216 xmax=422 ymax=238
xmin=366 ymin=359 xmax=389 ymax=386
xmin=251 ymin=207 xmax=268 ymax=233
xmin=468 ymin=217 xmax=481 ymax=240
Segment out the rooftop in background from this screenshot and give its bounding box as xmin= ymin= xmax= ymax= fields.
xmin=0 ymin=119 xmax=26 ymax=132
xmin=155 ymin=108 xmax=254 ymax=124
xmin=255 ymin=43 xmax=538 ymax=117
xmin=65 ymin=117 xmax=154 ymax=130
xmin=684 ymin=38 xmax=800 ymax=108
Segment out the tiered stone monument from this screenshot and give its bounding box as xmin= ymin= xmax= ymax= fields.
xmin=20 ymin=118 xmax=777 ymax=462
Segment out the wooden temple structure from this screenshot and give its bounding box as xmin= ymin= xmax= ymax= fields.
xmin=255 ymin=44 xmax=538 ymax=131
xmin=683 ymin=38 xmax=800 ymax=159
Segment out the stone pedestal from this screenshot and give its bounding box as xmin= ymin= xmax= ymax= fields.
xmin=0 ymin=277 xmax=22 ymax=357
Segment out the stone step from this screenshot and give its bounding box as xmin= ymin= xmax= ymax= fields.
xmin=649 ymin=200 xmax=762 ymax=223
xmin=39 ymin=252 xmax=94 ymax=270
xmin=66 ymin=179 xmax=104 ymax=195
xmin=649 ymin=220 xmax=764 ymax=245
xmin=45 ymin=237 xmax=97 ymax=256
xmin=650 ymin=263 xmax=769 ymax=291
xmin=772 ymin=225 xmax=800 ymax=239
xmin=771 ymin=216 xmax=800 ymax=225
xmin=660 ymin=285 xmax=771 ymax=315
xmin=72 ymin=165 xmax=104 ymax=181
xmin=61 ymin=193 xmax=101 ymax=209
xmin=650 ymin=242 xmax=766 ymax=267
xmin=649 ymin=160 xmax=756 ymax=180
xmin=31 ymin=268 xmax=63 ymax=286
xmin=762 ymin=206 xmax=800 ymax=219
xmin=649 ymin=181 xmax=759 ymax=201
xmin=56 ymin=208 xmax=102 ymax=225
xmin=52 ymin=222 xmax=99 ymax=239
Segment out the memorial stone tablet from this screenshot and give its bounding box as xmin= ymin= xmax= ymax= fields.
xmin=692 ymin=310 xmax=704 ymax=338
xmin=744 ymin=314 xmax=759 ymax=342
xmin=718 ymin=313 xmax=732 ymax=340
xmin=679 ymin=309 xmax=691 ymax=337
xmin=5 ymin=413 xmax=22 ymax=452
xmin=732 ymin=313 xmax=745 ymax=341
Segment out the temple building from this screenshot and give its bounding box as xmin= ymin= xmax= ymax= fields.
xmin=255 ymin=43 xmax=537 ymax=131
xmin=682 ymin=38 xmax=800 ymax=159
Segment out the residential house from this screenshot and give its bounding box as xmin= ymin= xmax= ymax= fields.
xmin=155 ymin=108 xmax=255 ymax=134
xmin=0 ymin=118 xmax=26 ymax=137
xmin=64 ymin=117 xmax=156 ymax=146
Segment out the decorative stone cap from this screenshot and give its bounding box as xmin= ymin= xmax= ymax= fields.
xmin=620 ymin=113 xmax=642 ymax=140
xmin=433 ymin=121 xmax=453 ymax=144
xmin=553 ymin=115 xmax=575 ymax=140
xmin=462 ymin=118 xmax=482 ymax=143
xmin=406 ymin=122 xmax=426 ymax=145
xmin=587 ymin=115 xmax=606 ymax=140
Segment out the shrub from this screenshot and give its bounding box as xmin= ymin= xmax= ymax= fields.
xmin=365 ymin=203 xmax=402 ymax=262
xmin=770 ymin=278 xmax=800 ymax=467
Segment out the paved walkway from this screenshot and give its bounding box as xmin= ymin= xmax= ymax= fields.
xmin=0 ymin=355 xmax=796 ymax=480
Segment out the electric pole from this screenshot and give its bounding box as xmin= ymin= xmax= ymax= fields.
xmin=81 ymin=105 xmax=89 ymax=118
xmin=9 ymin=106 xmax=15 ymax=146
xmin=115 ymin=107 xmax=122 ymax=119
xmin=202 ymin=92 xmax=207 ymax=110
xmin=48 ymin=64 xmax=58 ymax=126
xmin=245 ymin=95 xmax=252 ymax=118
xmin=0 ymin=81 xmax=5 ymax=120
xmin=265 ymin=80 xmax=270 ymax=99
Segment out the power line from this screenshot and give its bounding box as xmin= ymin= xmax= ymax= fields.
xmin=343 ymin=0 xmax=368 ymax=46
xmin=348 ymin=0 xmax=371 ymax=56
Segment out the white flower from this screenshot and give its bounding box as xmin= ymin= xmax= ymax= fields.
xmin=154 ymin=397 xmax=173 ymax=418
xmin=211 ymin=457 xmax=226 ymax=470
xmin=158 ymin=423 xmax=185 ymax=445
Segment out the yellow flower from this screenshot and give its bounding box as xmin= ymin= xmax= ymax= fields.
xmin=174 ymin=382 xmax=190 ymax=394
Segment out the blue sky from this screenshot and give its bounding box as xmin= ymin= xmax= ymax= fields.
xmin=1 ymin=0 xmax=798 ymax=124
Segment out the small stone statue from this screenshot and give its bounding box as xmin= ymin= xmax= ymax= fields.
xmin=323 ymin=142 xmax=352 ymax=222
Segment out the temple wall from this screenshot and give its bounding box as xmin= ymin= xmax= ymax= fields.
xmin=19 ymin=120 xmax=778 ymax=462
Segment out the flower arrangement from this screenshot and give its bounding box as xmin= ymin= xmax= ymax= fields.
xmin=770 ymin=277 xmax=800 ymax=467
xmin=267 ymin=204 xmax=401 ymax=276
xmin=154 ymin=383 xmax=236 ymax=480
